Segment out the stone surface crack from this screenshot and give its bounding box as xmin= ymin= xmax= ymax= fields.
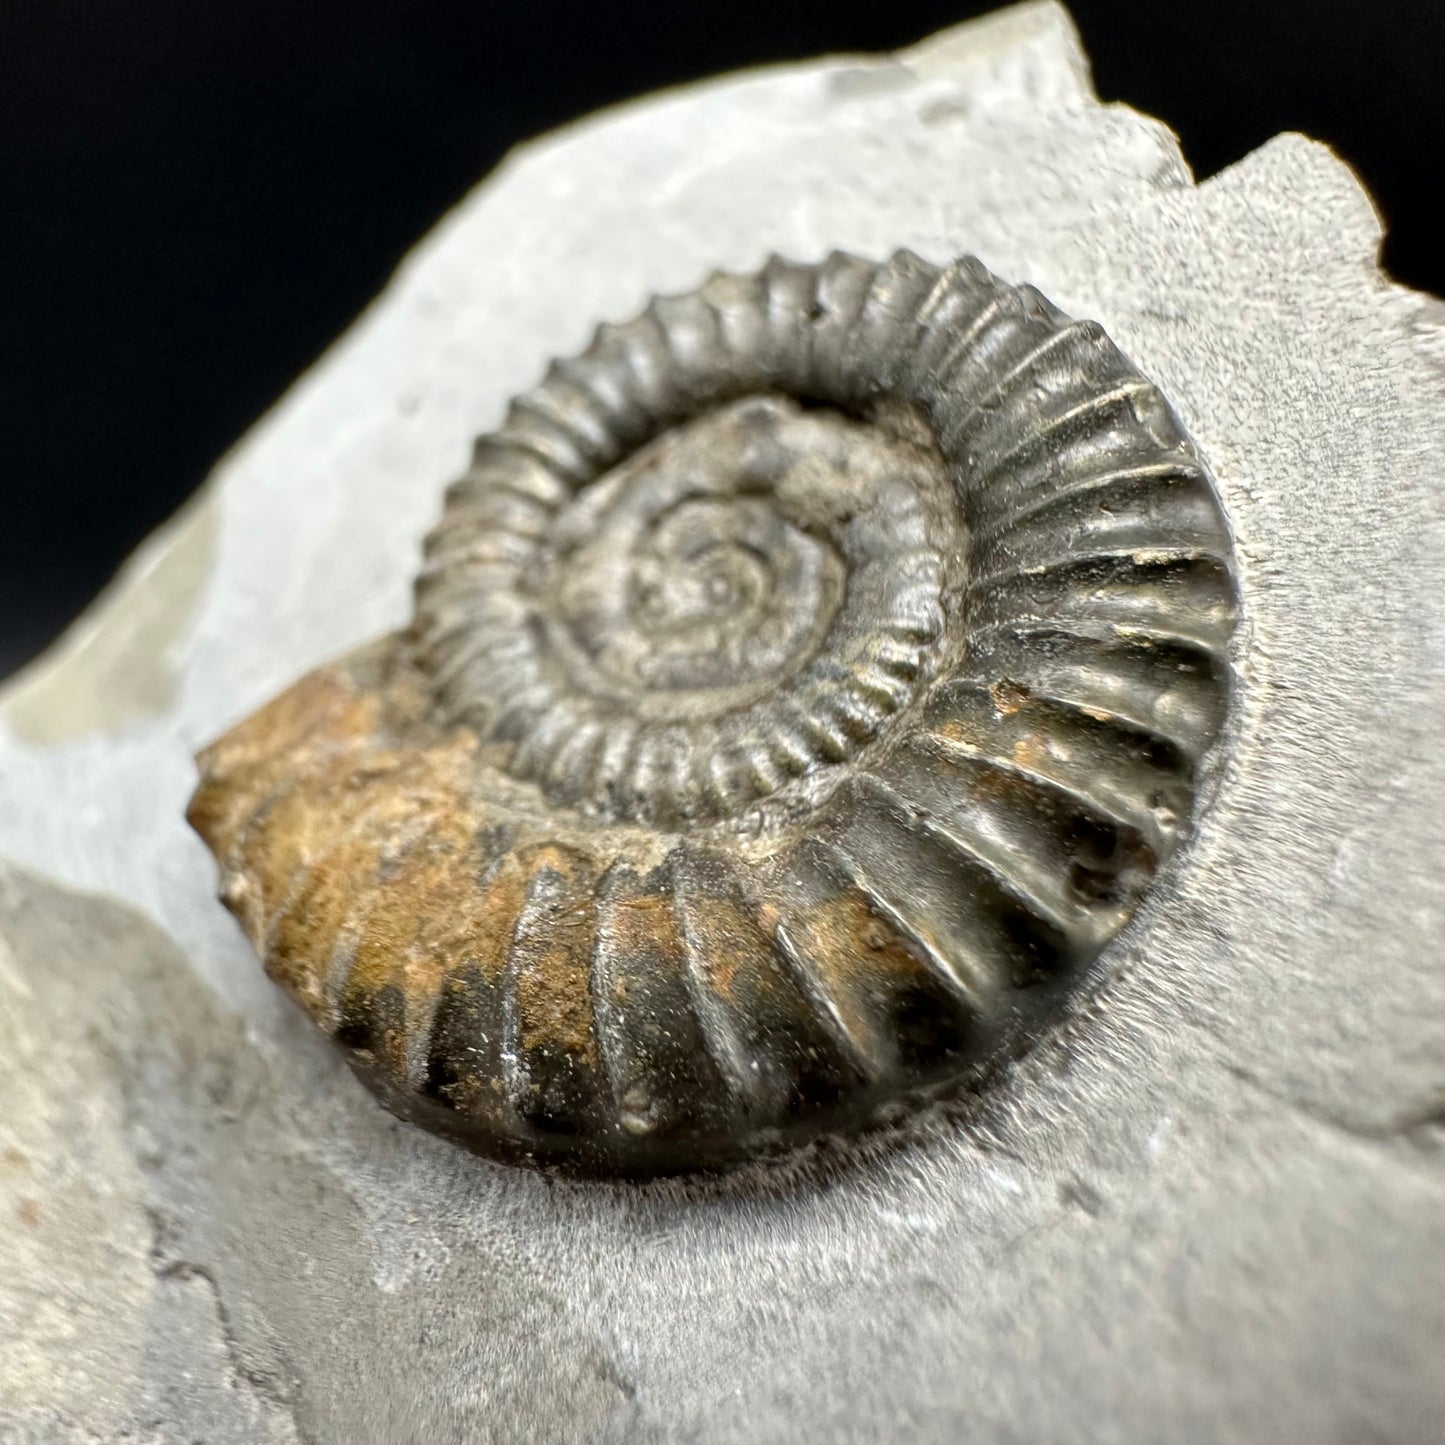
xmin=1220 ymin=1062 xmax=1445 ymax=1156
xmin=144 ymin=1206 xmax=315 ymax=1445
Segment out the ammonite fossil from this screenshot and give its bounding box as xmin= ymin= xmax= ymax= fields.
xmin=189 ymin=251 xmax=1239 ymax=1175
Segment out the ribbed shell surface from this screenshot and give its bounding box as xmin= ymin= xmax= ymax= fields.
xmin=188 ymin=251 xmax=1239 ymax=1174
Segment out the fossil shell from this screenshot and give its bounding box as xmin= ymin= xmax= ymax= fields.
xmin=188 ymin=251 xmax=1239 ymax=1175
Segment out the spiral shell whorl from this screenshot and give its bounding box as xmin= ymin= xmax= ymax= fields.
xmin=413 ymin=253 xmax=969 ymax=832
xmin=189 ymin=251 xmax=1239 ymax=1174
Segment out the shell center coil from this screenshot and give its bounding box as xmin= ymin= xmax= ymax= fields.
xmin=426 ymin=393 xmax=962 ymax=830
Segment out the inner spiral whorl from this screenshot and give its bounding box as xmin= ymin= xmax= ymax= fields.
xmin=423 ymin=392 xmax=956 ymax=830
xmin=545 ymin=400 xmax=851 ymax=706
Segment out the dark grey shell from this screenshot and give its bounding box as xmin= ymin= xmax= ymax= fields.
xmin=189 ymin=250 xmax=1239 ymax=1175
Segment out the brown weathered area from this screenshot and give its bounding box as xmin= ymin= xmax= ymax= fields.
xmin=511 ymin=846 xmax=599 ymax=1065
xmin=769 ymin=885 xmax=946 ymax=1051
xmin=677 ymin=886 xmax=771 ymax=1007
xmin=187 ymin=669 xmax=381 ymax=864
xmin=191 ymin=660 xmax=488 ymax=1047
xmin=988 ymin=678 xmax=1032 ymax=716
xmin=600 ymin=875 xmax=688 ymax=1022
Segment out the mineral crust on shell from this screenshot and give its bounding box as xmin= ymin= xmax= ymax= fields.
xmin=2 ymin=4 xmax=1443 ymax=1441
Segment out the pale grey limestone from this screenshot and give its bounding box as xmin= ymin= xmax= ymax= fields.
xmin=1 ymin=4 xmax=1441 ymax=1440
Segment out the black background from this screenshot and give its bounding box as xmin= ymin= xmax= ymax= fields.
xmin=2 ymin=0 xmax=1441 ymax=680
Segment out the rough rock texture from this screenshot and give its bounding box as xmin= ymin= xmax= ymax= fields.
xmin=1 ymin=4 xmax=1442 ymax=1440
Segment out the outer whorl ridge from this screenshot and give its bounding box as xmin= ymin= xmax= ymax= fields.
xmin=188 ymin=251 xmax=1239 ymax=1175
